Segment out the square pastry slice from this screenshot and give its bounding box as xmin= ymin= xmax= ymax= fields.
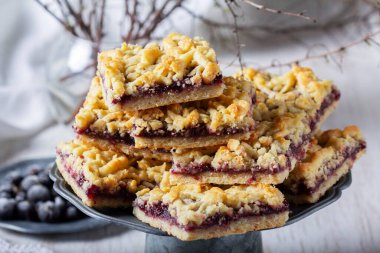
xmin=74 ymin=76 xmax=172 ymax=162
xmin=98 ymin=32 xmax=224 ymax=111
xmin=170 ymin=66 xmax=340 ymax=185
xmin=282 ymin=126 xmax=366 ymax=204
xmin=56 ymin=139 xmax=170 ymax=208
xmin=75 ymin=76 xmax=255 ymax=150
xmin=133 ymin=181 xmax=289 ymax=240
xmin=132 ymin=76 xmax=255 ymax=149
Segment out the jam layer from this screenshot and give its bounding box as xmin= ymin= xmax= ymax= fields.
xmin=283 ymin=141 xmax=366 ymax=195
xmin=75 ymin=128 xmax=135 ymax=146
xmin=109 ymin=74 xmax=223 ymax=104
xmin=135 ymin=124 xmax=254 ymax=138
xmin=135 ymin=201 xmax=288 ymax=231
xmin=309 ymin=87 xmax=340 ymax=131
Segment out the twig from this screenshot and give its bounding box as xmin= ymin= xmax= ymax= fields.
xmin=225 ymin=0 xmax=244 ymax=71
xmin=181 ymin=5 xmax=377 ymax=36
xmin=258 ymin=30 xmax=380 ymax=69
xmin=95 ymin=0 xmax=106 ymax=49
xmin=241 ymin=0 xmax=317 ymax=23
xmin=35 ymin=0 xmax=78 ymax=36
xmin=59 ymin=63 xmax=95 ymax=82
xmin=137 ymin=0 xmax=183 ymax=41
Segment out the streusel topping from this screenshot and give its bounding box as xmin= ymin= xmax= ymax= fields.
xmin=173 ymin=66 xmax=337 ymax=172
xmin=133 ymin=76 xmax=254 ymax=134
xmin=284 ymin=125 xmax=365 ymax=189
xmin=98 ymin=32 xmax=221 ymax=99
xmin=136 ymin=181 xmax=285 ymax=226
xmin=57 ymin=139 xmax=170 ymax=193
xmin=173 ymin=93 xmax=307 ymax=172
xmin=74 ymin=76 xmax=136 ymax=136
xmin=235 ymin=65 xmax=333 ymax=114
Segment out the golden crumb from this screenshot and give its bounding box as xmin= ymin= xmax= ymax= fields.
xmin=56 ymin=139 xmax=170 ymax=193
xmin=98 ymin=33 xmax=221 ymax=101
xmin=133 ymin=76 xmax=254 ymax=134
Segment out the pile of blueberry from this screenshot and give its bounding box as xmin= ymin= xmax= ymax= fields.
xmin=0 ymin=163 xmax=83 ymax=222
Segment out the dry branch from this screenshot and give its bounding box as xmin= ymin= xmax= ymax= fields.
xmin=258 ymin=30 xmax=380 ymax=69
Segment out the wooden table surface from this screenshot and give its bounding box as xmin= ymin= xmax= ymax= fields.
xmin=1 ymin=35 xmax=379 ymax=253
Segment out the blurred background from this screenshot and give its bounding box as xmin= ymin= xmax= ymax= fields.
xmin=0 ymin=0 xmax=379 ymax=252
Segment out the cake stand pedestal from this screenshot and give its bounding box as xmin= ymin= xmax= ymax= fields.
xmin=145 ymin=231 xmax=262 ymax=253
xmin=49 ymin=163 xmax=352 ymax=253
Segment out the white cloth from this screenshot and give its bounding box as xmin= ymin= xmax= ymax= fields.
xmin=0 ymin=1 xmax=80 ymax=163
xmin=0 ymin=238 xmax=53 ymax=253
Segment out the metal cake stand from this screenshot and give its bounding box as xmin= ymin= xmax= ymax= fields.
xmin=49 ymin=163 xmax=352 ymax=253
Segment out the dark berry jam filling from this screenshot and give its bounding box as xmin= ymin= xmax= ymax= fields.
xmin=75 ymin=127 xmax=135 ymax=146
xmin=134 ymin=200 xmax=288 ymax=231
xmin=309 ymin=87 xmax=340 ymax=131
xmin=109 ymin=74 xmax=223 ymax=104
xmin=281 ymin=141 xmax=366 ymax=195
xmin=135 ymin=124 xmax=254 ymax=138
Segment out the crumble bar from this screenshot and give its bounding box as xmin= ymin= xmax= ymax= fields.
xmin=133 ymin=177 xmax=288 ymax=240
xmin=133 ymin=76 xmax=255 ymax=149
xmin=98 ymin=32 xmax=225 ymax=111
xmin=75 ymin=76 xmax=255 ymax=150
xmin=282 ymin=126 xmax=366 ymax=204
xmin=56 ymin=139 xmax=170 ymax=208
xmin=170 ymin=66 xmax=340 ymax=185
xmin=74 ymin=76 xmax=172 ymax=161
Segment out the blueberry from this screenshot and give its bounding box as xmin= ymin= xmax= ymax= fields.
xmin=38 ymin=168 xmax=48 ymax=177
xmin=37 ymin=173 xmax=51 ymax=187
xmin=25 ymin=165 xmax=43 ymax=176
xmin=0 ymin=182 xmax=13 ymax=193
xmin=51 ymin=189 xmax=58 ymax=197
xmin=15 ymin=191 xmax=26 ymax=202
xmin=36 ymin=201 xmax=60 ymax=222
xmin=0 ymin=198 xmax=16 ymax=219
xmin=17 ymin=201 xmax=34 ymax=220
xmin=5 ymin=171 xmax=22 ymax=184
xmin=20 ymin=175 xmax=39 ymax=190
xmin=66 ymin=206 xmax=80 ymax=220
xmin=0 ymin=192 xmax=12 ymax=199
xmin=27 ymin=185 xmax=50 ymax=203
xmin=55 ymin=196 xmax=66 ymax=210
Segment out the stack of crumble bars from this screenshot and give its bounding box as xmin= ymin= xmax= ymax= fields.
xmin=56 ymin=33 xmax=366 ymax=240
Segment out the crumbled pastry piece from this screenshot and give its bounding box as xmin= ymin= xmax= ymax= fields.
xmin=77 ymin=134 xmax=172 ymax=162
xmin=74 ymin=76 xmax=136 ymax=140
xmin=98 ymin=32 xmax=225 ymax=111
xmin=133 ymin=182 xmax=288 ymax=240
xmin=132 ymin=76 xmax=255 ymax=149
xmin=134 ymin=77 xmax=253 ymax=133
xmin=282 ymin=125 xmax=366 ymax=204
xmin=74 ymin=76 xmax=167 ymax=159
xmin=74 ymin=77 xmax=170 ymax=159
xmin=235 ymin=65 xmax=337 ymax=123
xmin=75 ymin=76 xmax=255 ymax=150
xmin=171 ymin=66 xmax=340 ymax=185
xmin=56 ymin=139 xmax=170 ymax=208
